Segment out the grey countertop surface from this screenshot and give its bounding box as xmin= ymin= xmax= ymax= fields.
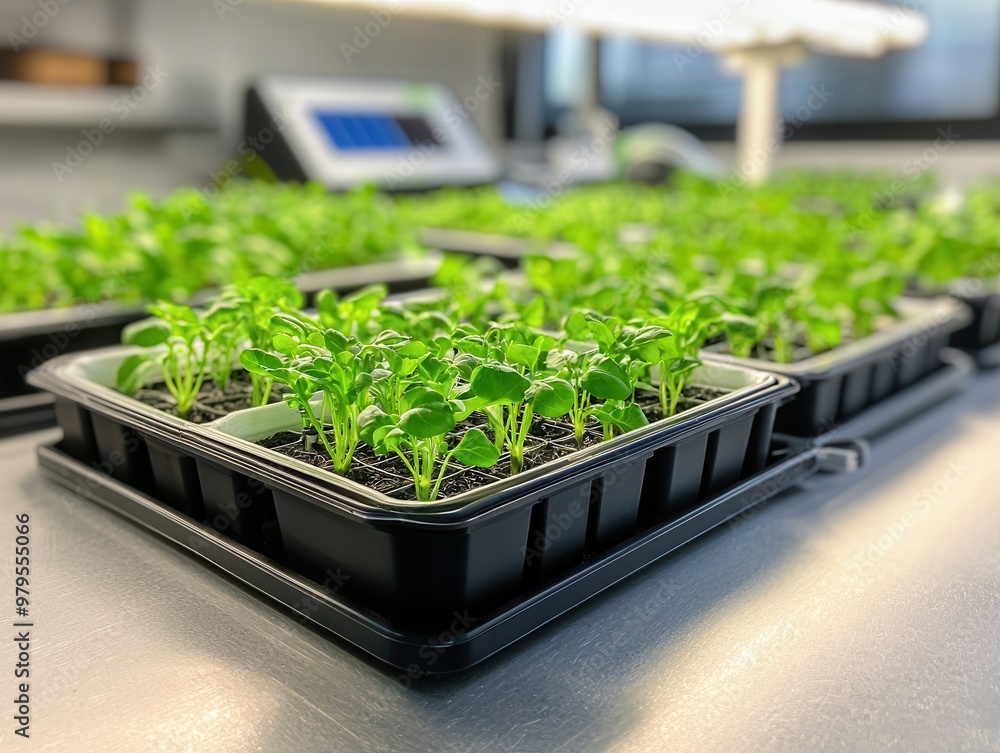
xmin=2 ymin=368 xmax=1000 ymax=753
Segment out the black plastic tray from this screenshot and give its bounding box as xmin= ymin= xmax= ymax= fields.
xmin=704 ymin=296 xmax=973 ymax=437
xmin=768 ymin=348 xmax=976 ymax=478
xmin=948 ymin=290 xmax=1000 ymax=351
xmin=30 ymin=348 xmax=975 ymax=673
xmin=935 ymin=288 xmax=1000 ymax=368
xmin=906 ymin=279 xmax=1000 ymax=367
xmin=973 ymin=339 xmax=1000 ymax=369
xmin=37 ymin=439 xmax=818 ymax=674
xmin=421 ymin=226 xmax=1000 ymax=364
xmin=418 ymin=236 xmax=977 ymax=433
xmin=29 ymin=347 xmax=797 ymax=633
xmin=0 ymin=256 xmax=442 ymax=436
xmin=419 ymin=227 xmax=538 ymax=267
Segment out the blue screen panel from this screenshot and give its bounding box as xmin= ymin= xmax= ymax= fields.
xmin=313 ymin=111 xmax=414 ymax=151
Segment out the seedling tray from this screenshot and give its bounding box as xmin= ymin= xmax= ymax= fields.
xmin=0 ymin=255 xmax=441 ymax=436
xmin=29 ymin=347 xmax=797 ymax=634
xmin=973 ymin=339 xmax=1000 ymax=369
xmin=32 ymin=347 xmax=972 ymax=672
xmin=803 ymin=347 xmax=975 ymax=450
xmin=947 ymin=290 xmax=1000 ymax=354
xmin=419 ymin=227 xmax=572 ymax=267
xmin=703 ymin=296 xmax=972 ymax=437
xmin=912 ymin=282 xmax=1000 ymax=368
xmin=36 ymin=438 xmax=817 ymax=673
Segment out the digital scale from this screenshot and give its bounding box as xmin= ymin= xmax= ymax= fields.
xmin=244 ymin=75 xmax=501 ymax=191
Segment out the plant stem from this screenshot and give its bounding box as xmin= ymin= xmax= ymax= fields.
xmin=429 ymin=450 xmax=454 ymax=501
xmin=485 ymin=405 xmax=505 ymax=449
xmin=251 ymin=373 xmax=272 ymax=407
xmin=418 ymin=441 xmax=439 ymax=501
xmin=301 ymin=400 xmax=337 ymax=464
xmin=669 ymin=380 xmax=682 ymax=417
xmin=571 ymin=388 xmax=590 ymax=448
xmin=508 ymin=400 xmax=534 ymax=475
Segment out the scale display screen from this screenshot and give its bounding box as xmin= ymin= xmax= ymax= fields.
xmin=313 ymin=111 xmax=441 ymax=151
xmin=249 ymin=76 xmax=499 ymax=189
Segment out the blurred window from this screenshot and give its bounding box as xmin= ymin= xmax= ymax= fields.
xmin=545 ymin=1 xmax=1000 ymax=128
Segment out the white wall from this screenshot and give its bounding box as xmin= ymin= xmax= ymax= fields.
xmin=0 ymin=0 xmax=505 ymax=225
xmin=213 ymin=2 xmax=506 ymax=143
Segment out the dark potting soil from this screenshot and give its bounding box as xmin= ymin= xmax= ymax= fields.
xmin=133 ymin=372 xmax=280 ymax=424
xmin=258 ymin=431 xmax=299 ymax=449
xmin=635 ymin=385 xmax=727 ymax=421
xmin=254 ymin=384 xmax=727 ymax=501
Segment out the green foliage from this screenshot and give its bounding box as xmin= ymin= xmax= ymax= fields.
xmin=222 ymin=276 xmax=303 ymax=405
xmin=458 ymin=323 xmax=573 ymax=473
xmin=0 ymin=181 xmax=421 ymax=315
xmin=241 ymin=322 xmax=376 ymax=475
xmin=117 ymin=300 xmax=241 ymax=419
xmin=359 ymin=388 xmax=498 ymax=502
xmin=101 ymin=167 xmax=1000 ymax=501
xmin=398 ymin=170 xmax=996 ymax=363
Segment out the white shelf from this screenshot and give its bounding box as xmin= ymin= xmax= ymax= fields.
xmin=0 ymin=82 xmax=216 ymax=130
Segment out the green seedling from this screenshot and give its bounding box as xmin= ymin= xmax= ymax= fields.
xmin=241 ymin=325 xmax=377 ymax=475
xmin=458 ymin=324 xmax=574 ymax=473
xmin=117 ymin=300 xmax=241 ymax=419
xmin=359 ymin=387 xmax=500 ymax=501
xmin=223 ymin=275 xmax=303 ymax=405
